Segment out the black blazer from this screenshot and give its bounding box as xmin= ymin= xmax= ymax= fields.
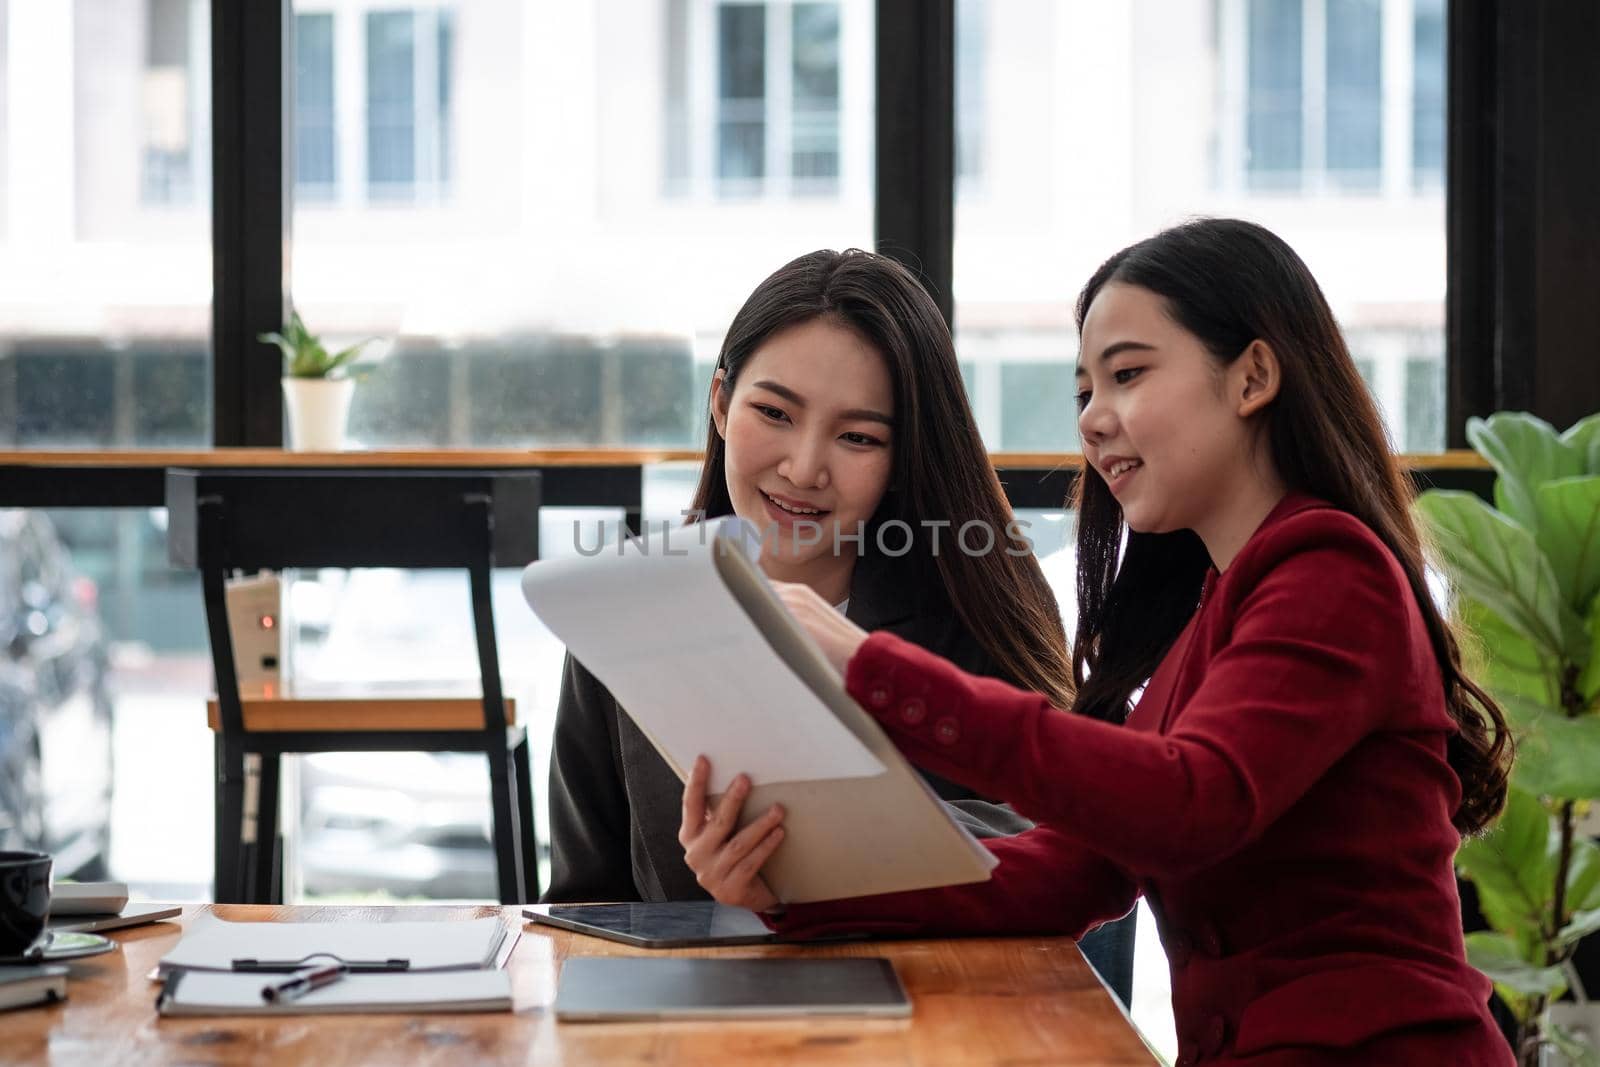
xmin=542 ymin=554 xmax=1033 ymax=903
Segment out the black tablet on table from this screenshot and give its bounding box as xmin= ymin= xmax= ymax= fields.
xmin=523 ymin=901 xmax=778 ymax=948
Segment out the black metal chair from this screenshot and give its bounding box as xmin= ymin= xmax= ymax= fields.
xmin=166 ymin=468 xmax=541 ymax=906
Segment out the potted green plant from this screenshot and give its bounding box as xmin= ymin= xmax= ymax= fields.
xmin=1416 ymin=411 xmax=1600 ymax=1066
xmin=258 ymin=311 xmax=374 ymax=451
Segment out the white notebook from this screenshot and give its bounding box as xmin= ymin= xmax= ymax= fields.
xmin=158 ymin=916 xmax=512 ymax=976
xmin=156 ymin=969 xmax=512 ymax=1016
xmin=0 ymin=965 xmax=68 ymax=1012
xmin=49 ymin=902 xmax=182 ymax=934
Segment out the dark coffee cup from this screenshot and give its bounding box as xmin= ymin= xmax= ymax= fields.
xmin=0 ymin=851 xmax=53 ymax=956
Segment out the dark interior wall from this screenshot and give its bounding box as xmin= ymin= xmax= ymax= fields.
xmin=1449 ymin=1 xmax=1600 ymax=441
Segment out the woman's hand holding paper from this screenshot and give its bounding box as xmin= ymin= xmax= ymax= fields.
xmin=772 ymin=581 xmax=869 ymax=674
xmin=679 ymin=756 xmax=785 ymax=914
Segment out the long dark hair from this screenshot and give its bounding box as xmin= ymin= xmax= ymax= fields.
xmin=1069 ymin=218 xmax=1510 ymax=835
xmin=690 ymin=249 xmax=1075 ymax=708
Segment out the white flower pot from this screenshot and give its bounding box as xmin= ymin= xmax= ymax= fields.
xmin=282 ymin=377 xmax=355 ymax=452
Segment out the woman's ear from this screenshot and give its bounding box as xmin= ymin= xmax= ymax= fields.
xmin=709 ymin=370 xmax=732 ymax=440
xmin=1234 ymin=340 xmax=1281 ymax=417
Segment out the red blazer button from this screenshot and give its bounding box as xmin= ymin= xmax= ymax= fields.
xmin=867 ymin=685 xmax=892 ymax=709
xmin=899 ymin=698 xmax=927 ymax=725
xmin=1200 ymin=1015 xmax=1228 ymax=1057
xmin=1198 ymin=922 xmax=1224 ymax=958
xmin=933 ymin=716 xmax=961 ymax=745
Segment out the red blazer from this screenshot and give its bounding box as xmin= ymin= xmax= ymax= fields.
xmin=775 ymin=495 xmax=1509 ymax=1066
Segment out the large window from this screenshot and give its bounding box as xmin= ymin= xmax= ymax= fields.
xmin=0 ymin=0 xmax=211 ymax=449
xmin=952 ymin=0 xmax=1448 ymax=455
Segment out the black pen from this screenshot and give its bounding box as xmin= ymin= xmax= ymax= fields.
xmin=261 ymin=962 xmax=348 ymax=1004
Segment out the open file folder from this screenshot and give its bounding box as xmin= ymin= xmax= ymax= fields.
xmin=521 ymin=516 xmax=997 ymax=904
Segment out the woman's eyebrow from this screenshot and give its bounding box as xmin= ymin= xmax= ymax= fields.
xmin=1074 ymin=340 xmax=1157 ymax=376
xmin=751 ymin=379 xmax=893 ymax=426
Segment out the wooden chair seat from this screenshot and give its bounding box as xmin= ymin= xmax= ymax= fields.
xmin=206 ymin=695 xmax=518 ymax=733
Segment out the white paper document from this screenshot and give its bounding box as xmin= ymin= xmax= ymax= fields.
xmin=521 ymin=517 xmax=885 ymax=793
xmin=158 ymin=916 xmax=511 ymax=976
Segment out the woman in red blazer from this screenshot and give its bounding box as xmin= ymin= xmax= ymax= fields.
xmin=679 ymin=220 xmax=1514 ymax=1065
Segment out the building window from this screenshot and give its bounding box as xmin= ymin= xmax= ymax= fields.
xmin=294 ymin=13 xmax=336 ymax=198
xmin=716 ymin=4 xmax=767 ymax=186
xmin=1411 ymin=0 xmax=1445 ymax=188
xmin=365 ymin=10 xmax=452 ymax=201
xmin=1244 ymin=0 xmax=1304 ymax=186
xmin=669 ymin=0 xmax=846 ymax=199
xmin=290 ymin=6 xmax=453 ymax=206
xmin=1231 ymin=0 xmax=1439 ymax=196
xmin=789 ymin=3 xmax=841 ymax=190
xmin=1323 ymin=0 xmax=1382 ymax=187
xmin=1244 ymin=0 xmax=1380 ymax=191
xmin=141 ymin=0 xmax=206 ymax=205
xmin=955 ymin=0 xmax=985 ymax=189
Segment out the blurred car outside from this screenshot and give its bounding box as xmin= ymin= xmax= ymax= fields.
xmin=0 ymin=510 xmax=114 ymax=880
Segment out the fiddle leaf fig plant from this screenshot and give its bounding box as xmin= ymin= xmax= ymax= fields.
xmin=1416 ymin=411 xmax=1600 ymax=1067
xmin=258 ymin=310 xmax=372 ymax=380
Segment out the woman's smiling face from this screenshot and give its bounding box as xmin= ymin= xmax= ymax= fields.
xmin=712 ymin=316 xmax=895 ymax=586
xmin=1074 ymin=282 xmax=1263 ymax=541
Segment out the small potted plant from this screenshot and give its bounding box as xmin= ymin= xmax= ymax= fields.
xmin=1416 ymin=410 xmax=1600 ymax=1066
xmin=258 ymin=311 xmax=374 ymax=451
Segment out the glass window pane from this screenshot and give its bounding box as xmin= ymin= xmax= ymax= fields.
xmin=0 ymin=0 xmax=212 ymax=449
xmin=955 ymin=0 xmax=986 ymax=188
xmin=366 ymin=11 xmax=417 ymax=194
xmin=295 ymin=13 xmax=337 ymax=195
xmin=718 ymin=3 xmax=767 ymax=187
xmin=1325 ymin=0 xmax=1382 ymax=187
xmin=1412 ymin=0 xmax=1446 ymax=188
xmin=1404 ymin=349 xmax=1443 ymax=452
xmin=791 ymin=3 xmax=840 ymax=192
xmin=1000 ymin=362 xmax=1078 ymax=452
xmin=143 ymin=0 xmax=200 ymax=204
xmin=1247 ymin=0 xmax=1304 ymax=188
xmin=437 ymin=12 xmax=454 ymax=187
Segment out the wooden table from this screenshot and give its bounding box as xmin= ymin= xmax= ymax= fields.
xmin=7 ymin=904 xmax=1158 ymax=1066
xmin=0 ymin=447 xmax=1496 ymax=512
